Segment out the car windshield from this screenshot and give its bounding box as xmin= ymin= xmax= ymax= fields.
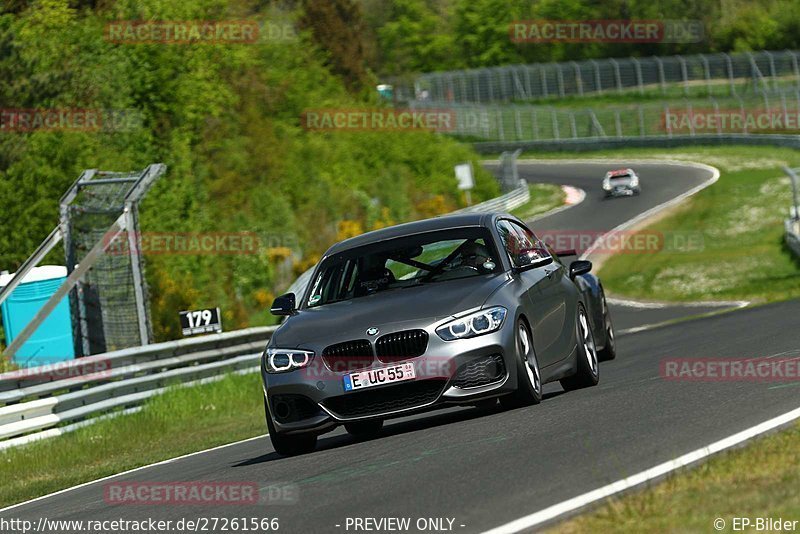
xmin=609 ymin=173 xmax=631 ymax=182
xmin=305 ymin=227 xmax=500 ymax=308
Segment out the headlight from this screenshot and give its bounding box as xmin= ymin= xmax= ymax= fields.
xmin=629 ymin=176 xmax=639 ymax=187
xmin=602 ymin=179 xmax=611 ymax=190
xmin=436 ymin=306 xmax=507 ymax=341
xmin=264 ymin=348 xmax=314 ymax=373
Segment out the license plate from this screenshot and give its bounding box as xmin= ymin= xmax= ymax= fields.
xmin=343 ymin=363 xmax=416 ymax=392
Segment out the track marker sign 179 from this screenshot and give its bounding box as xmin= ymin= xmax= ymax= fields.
xmin=179 ymin=307 xmax=222 ymax=336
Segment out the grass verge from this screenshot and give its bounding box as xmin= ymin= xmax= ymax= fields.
xmin=516 ymin=146 xmax=800 ymax=303
xmin=0 ymin=372 xmax=265 ymax=509
xmin=552 ymin=420 xmax=800 ymax=533
xmin=511 ymin=184 xmax=566 ymax=221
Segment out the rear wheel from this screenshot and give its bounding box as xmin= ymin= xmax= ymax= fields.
xmin=500 ymin=319 xmax=542 ymax=409
xmin=598 ymin=291 xmax=616 ymax=361
xmin=264 ymin=399 xmax=317 ymax=456
xmin=345 ymin=419 xmax=383 ymax=440
xmin=560 ymin=305 xmax=600 ymax=391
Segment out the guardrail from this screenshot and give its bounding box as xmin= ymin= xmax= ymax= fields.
xmin=0 ymin=326 xmax=275 ymax=448
xmin=784 ymin=166 xmax=800 ymax=259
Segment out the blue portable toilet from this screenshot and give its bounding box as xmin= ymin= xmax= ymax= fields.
xmin=0 ymin=265 xmax=75 ymax=367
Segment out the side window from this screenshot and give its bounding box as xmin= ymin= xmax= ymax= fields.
xmin=496 ymin=220 xmax=551 ymax=268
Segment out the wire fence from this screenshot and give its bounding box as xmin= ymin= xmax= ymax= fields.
xmin=410 ymin=91 xmax=800 ymax=142
xmin=394 ymin=50 xmax=800 ymax=104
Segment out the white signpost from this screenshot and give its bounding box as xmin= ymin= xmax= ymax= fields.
xmin=455 ymin=162 xmax=474 ymax=206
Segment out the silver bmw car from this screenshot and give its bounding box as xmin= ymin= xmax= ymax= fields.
xmin=262 ymin=213 xmax=615 ymax=455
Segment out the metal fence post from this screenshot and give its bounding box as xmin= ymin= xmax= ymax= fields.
xmin=677 ymin=55 xmax=689 ymax=95
xmin=664 ymin=103 xmax=672 ymax=138
xmin=540 ymin=66 xmax=549 ymax=99
xmin=610 ymin=58 xmax=622 ymax=93
xmin=700 ymin=54 xmax=711 ymax=95
xmin=790 ymin=50 xmax=800 ymax=91
xmin=655 ymin=56 xmax=666 ymax=95
xmin=590 ymin=59 xmax=602 ymax=93
xmin=725 ymin=53 xmax=736 ymax=95
xmin=572 ymin=61 xmax=584 ymax=96
xmin=632 ymin=57 xmax=644 ymax=95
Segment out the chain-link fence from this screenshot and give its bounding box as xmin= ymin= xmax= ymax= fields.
xmin=411 ymin=91 xmax=800 ymax=142
xmin=396 ymin=50 xmax=800 ymax=104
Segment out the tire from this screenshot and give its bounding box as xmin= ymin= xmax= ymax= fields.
xmin=598 ymin=291 xmax=616 ymax=361
xmin=500 ymin=318 xmax=542 ymax=409
xmin=264 ymin=399 xmax=317 ymax=456
xmin=344 ymin=419 xmax=383 ymax=439
xmin=560 ymin=304 xmax=600 ymax=391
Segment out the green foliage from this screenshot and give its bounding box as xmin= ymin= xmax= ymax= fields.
xmin=0 ymin=0 xmax=498 ymax=340
xmin=364 ymin=0 xmax=800 ymax=75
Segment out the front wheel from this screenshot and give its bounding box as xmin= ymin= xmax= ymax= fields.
xmin=265 ymin=399 xmax=317 ymax=456
xmin=500 ymin=319 xmax=542 ymax=409
xmin=560 ymin=304 xmax=600 ymax=391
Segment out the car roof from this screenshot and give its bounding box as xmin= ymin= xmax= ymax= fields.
xmin=324 ymin=212 xmax=513 ymax=255
xmin=607 ymin=168 xmax=633 ymax=176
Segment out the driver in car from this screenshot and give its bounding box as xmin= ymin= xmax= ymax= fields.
xmin=455 ymin=240 xmax=495 ymax=272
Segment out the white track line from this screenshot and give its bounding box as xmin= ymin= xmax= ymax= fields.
xmin=0 ymin=434 xmax=266 ymax=513
xmin=482 ymin=405 xmax=800 ymax=534
xmin=607 ymin=297 xmax=749 ymax=310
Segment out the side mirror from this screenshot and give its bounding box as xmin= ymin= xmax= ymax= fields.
xmin=513 ymin=254 xmax=553 ymax=273
xmin=270 ymin=293 xmax=297 ymax=316
xmin=569 ymin=260 xmax=592 ymax=279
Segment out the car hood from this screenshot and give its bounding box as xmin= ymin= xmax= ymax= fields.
xmin=271 ymin=274 xmax=509 ymax=348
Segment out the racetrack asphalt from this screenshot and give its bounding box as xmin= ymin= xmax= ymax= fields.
xmin=3 ymin=160 xmax=798 ymax=534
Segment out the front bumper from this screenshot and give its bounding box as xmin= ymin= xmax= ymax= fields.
xmin=262 ymin=325 xmax=516 ymax=435
xmin=605 ymin=185 xmax=639 ymax=197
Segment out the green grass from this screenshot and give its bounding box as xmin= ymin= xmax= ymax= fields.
xmin=552 ymin=420 xmax=800 ymax=533
xmin=0 ymin=372 xmax=265 ymax=508
xmin=511 ymin=183 xmax=566 ymax=221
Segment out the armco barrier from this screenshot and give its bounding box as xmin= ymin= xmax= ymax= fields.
xmin=0 ymin=326 xmax=275 ymax=447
